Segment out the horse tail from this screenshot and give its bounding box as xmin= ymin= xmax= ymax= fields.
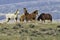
xmin=20 ymin=18 xmax=21 ymax=21
xmin=50 ymin=16 xmax=52 ymax=22
xmin=49 ymin=14 xmax=52 ymax=22
xmin=51 ymin=18 xmax=52 ymax=22
xmin=19 ymin=18 xmax=24 ymax=22
xmin=37 ymin=16 xmax=40 ymax=21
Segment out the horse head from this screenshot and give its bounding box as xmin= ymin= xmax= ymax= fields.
xmin=33 ymin=10 xmax=38 ymax=15
xmin=23 ymin=8 xmax=29 ymax=15
xmin=31 ymin=10 xmax=38 ymax=18
xmin=15 ymin=9 xmax=20 ymax=15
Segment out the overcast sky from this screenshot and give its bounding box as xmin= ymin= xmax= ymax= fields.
xmin=0 ymin=0 xmax=36 ymax=5
xmin=0 ymin=0 xmax=60 ymax=5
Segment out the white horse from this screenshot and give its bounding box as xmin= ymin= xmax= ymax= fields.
xmin=6 ymin=9 xmax=20 ymax=22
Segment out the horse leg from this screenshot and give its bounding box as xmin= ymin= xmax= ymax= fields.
xmin=25 ymin=17 xmax=28 ymax=22
xmin=7 ymin=18 xmax=10 ymax=22
xmin=49 ymin=19 xmax=52 ymax=23
xmin=41 ymin=19 xmax=45 ymax=23
xmin=15 ymin=17 xmax=18 ymax=22
xmin=20 ymin=18 xmax=24 ymax=23
xmin=43 ymin=20 xmax=45 ymax=23
xmin=50 ymin=18 xmax=52 ymax=22
xmin=26 ymin=19 xmax=28 ymax=22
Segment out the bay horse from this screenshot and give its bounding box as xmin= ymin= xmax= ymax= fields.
xmin=37 ymin=13 xmax=52 ymax=22
xmin=20 ymin=9 xmax=38 ymax=22
xmin=6 ymin=9 xmax=20 ymax=22
xmin=25 ymin=10 xmax=38 ymax=22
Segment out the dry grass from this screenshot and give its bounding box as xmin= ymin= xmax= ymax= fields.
xmin=0 ymin=22 xmax=60 ymax=40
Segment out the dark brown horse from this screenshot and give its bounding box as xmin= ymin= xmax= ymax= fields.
xmin=37 ymin=13 xmax=52 ymax=22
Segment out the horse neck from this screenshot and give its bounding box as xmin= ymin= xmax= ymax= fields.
xmin=14 ymin=11 xmax=18 ymax=15
xmin=24 ymin=10 xmax=29 ymax=15
xmin=32 ymin=12 xmax=38 ymax=15
xmin=30 ymin=13 xmax=37 ymax=18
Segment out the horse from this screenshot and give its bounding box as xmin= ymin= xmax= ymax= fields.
xmin=37 ymin=13 xmax=52 ymax=23
xmin=6 ymin=9 xmax=20 ymax=22
xmin=25 ymin=10 xmax=38 ymax=21
xmin=19 ymin=8 xmax=29 ymax=22
xmin=23 ymin=8 xmax=29 ymax=15
xmin=20 ymin=10 xmax=38 ymax=22
xmin=20 ymin=14 xmax=25 ymax=22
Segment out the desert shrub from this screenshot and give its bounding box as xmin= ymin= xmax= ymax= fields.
xmin=21 ymin=29 xmax=25 ymax=32
xmin=40 ymin=28 xmax=47 ymax=31
xmin=3 ymin=27 xmax=9 ymax=30
xmin=48 ymin=28 xmax=53 ymax=30
xmin=24 ymin=29 xmax=28 ymax=33
xmin=45 ymin=30 xmax=56 ymax=35
xmin=19 ymin=31 xmax=22 ymax=34
xmin=36 ymin=32 xmax=41 ymax=35
xmin=57 ymin=25 xmax=60 ymax=28
xmin=30 ymin=33 xmax=37 ymax=37
xmin=7 ymin=33 xmax=11 ymax=36
xmin=21 ymin=29 xmax=28 ymax=33
xmin=46 ymin=32 xmax=54 ymax=35
xmin=12 ymin=26 xmax=19 ymax=29
xmin=29 ymin=24 xmax=35 ymax=28
xmin=0 ymin=27 xmax=8 ymax=31
xmin=12 ymin=24 xmax=24 ymax=29
xmin=0 ymin=28 xmax=4 ymax=31
xmin=16 ymin=23 xmax=23 ymax=28
xmin=0 ymin=27 xmax=9 ymax=34
xmin=58 ymin=29 xmax=60 ymax=32
xmin=32 ymin=30 xmax=38 ymax=33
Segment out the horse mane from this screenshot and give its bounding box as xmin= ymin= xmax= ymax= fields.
xmin=41 ymin=13 xmax=45 ymax=15
xmin=31 ymin=10 xmax=38 ymax=14
xmin=14 ymin=9 xmax=19 ymax=15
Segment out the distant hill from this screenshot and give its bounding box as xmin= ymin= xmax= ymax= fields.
xmin=0 ymin=1 xmax=60 ymax=19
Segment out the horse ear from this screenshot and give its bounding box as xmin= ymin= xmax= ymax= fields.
xmin=17 ymin=9 xmax=19 ymax=11
xmin=24 ymin=8 xmax=26 ymax=9
xmin=34 ymin=10 xmax=38 ymax=13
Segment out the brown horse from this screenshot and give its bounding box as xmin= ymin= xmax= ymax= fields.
xmin=37 ymin=13 xmax=52 ymax=22
xmin=25 ymin=10 xmax=38 ymax=21
xmin=20 ymin=8 xmax=29 ymax=22
xmin=20 ymin=9 xmax=38 ymax=22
